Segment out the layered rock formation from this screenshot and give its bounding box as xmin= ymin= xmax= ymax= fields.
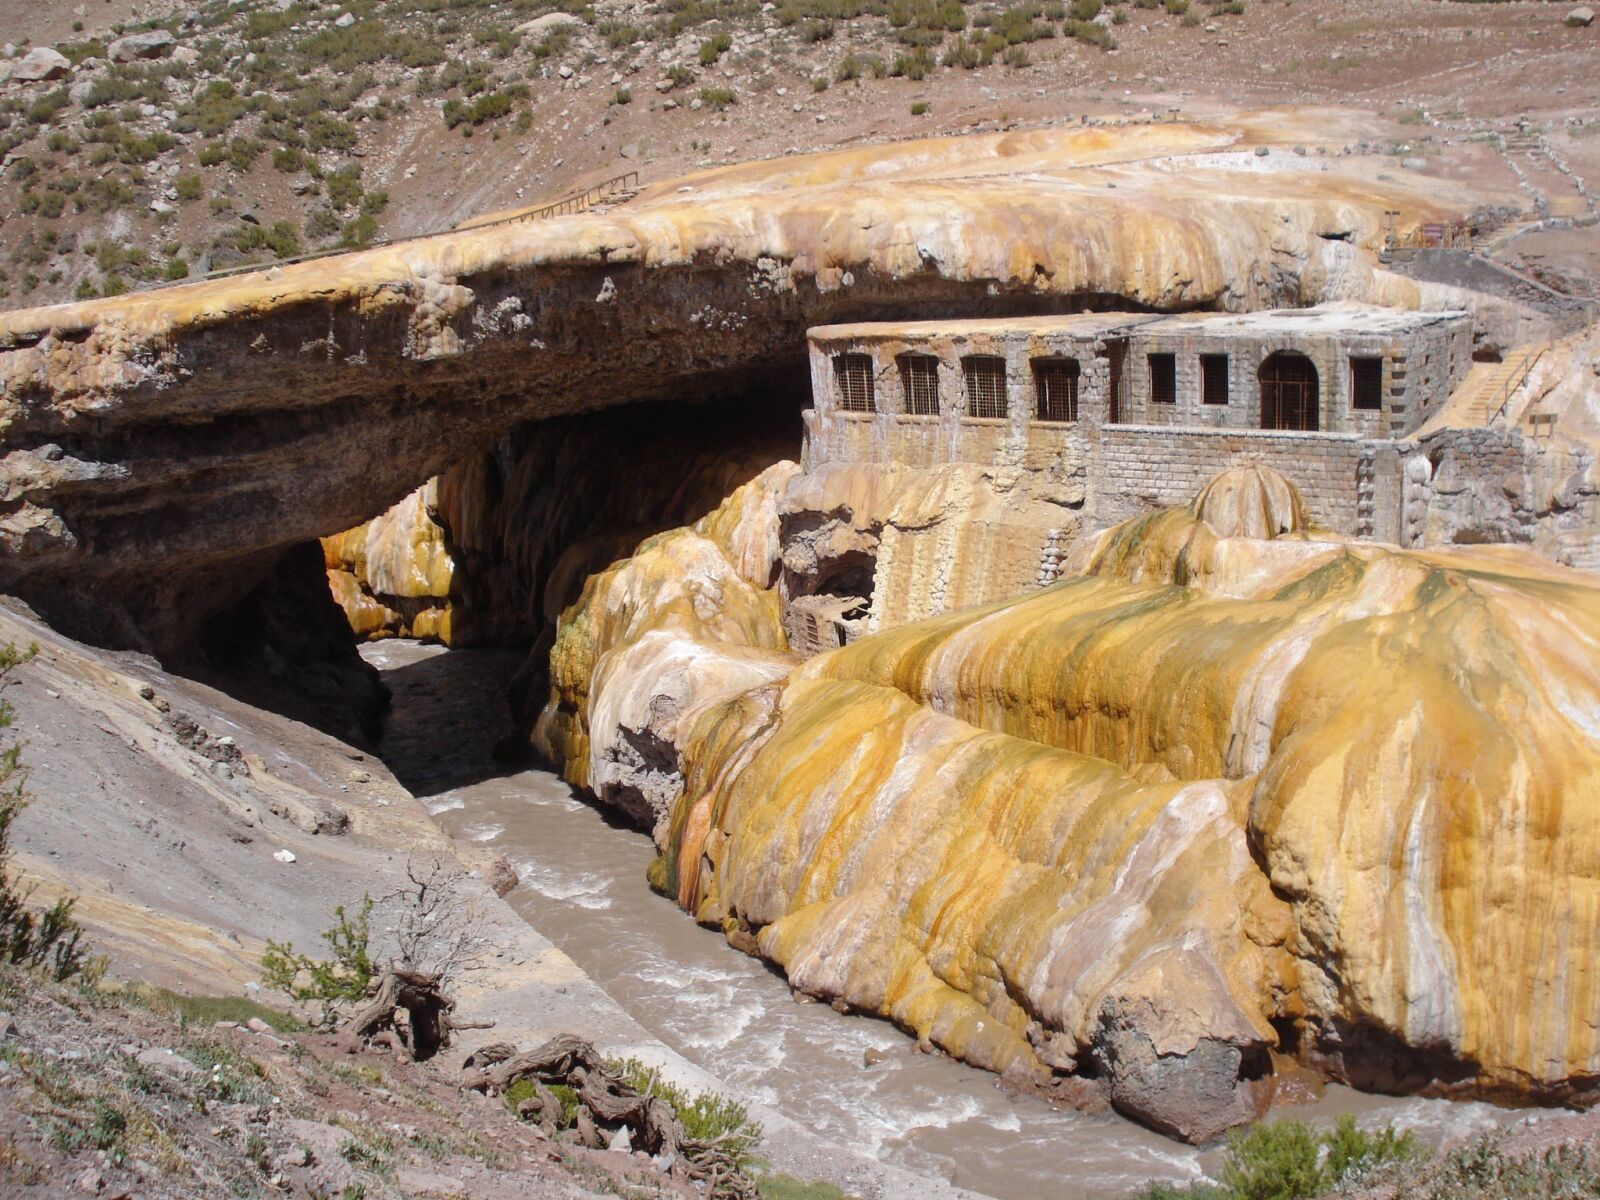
xmin=0 ymin=115 xmax=1517 ymax=655
xmin=537 ymin=461 xmax=1600 ymax=1142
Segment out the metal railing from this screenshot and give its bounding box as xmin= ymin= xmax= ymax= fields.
xmin=1488 ymin=341 xmax=1550 ymax=426
xmin=138 ymin=170 xmax=644 ymax=293
xmin=506 ymin=170 xmax=638 ymax=223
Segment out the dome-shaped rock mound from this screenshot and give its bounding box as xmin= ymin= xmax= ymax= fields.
xmin=1192 ymin=464 xmax=1308 ymax=540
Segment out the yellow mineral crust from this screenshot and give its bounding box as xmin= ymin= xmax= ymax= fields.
xmin=774 ymin=496 xmax=1600 ymax=1102
xmin=0 ymin=113 xmax=1492 ymax=351
xmin=533 ymin=463 xmax=799 ymax=810
xmin=670 ymin=675 xmax=1293 ymax=1104
xmin=321 ymin=479 xmax=454 ymax=642
xmin=544 ymin=457 xmax=1600 ymax=1135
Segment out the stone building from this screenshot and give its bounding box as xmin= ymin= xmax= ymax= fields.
xmin=803 ymin=303 xmax=1474 ymax=540
xmin=781 ymin=303 xmax=1540 ymax=655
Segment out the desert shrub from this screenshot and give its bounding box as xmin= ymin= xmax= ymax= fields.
xmin=608 ymin=1057 xmax=762 ymax=1165
xmin=262 ymin=895 xmax=374 ymax=1002
xmin=1071 ymin=0 xmax=1102 ymax=17
xmin=26 ymin=88 xmax=71 ymax=126
xmin=666 ymin=63 xmax=696 ymax=87
xmin=325 ymin=165 xmax=364 ymax=210
xmin=754 ymin=1175 xmax=853 ymax=1200
xmin=699 ymin=86 xmax=736 ymax=109
xmin=910 ymin=100 xmax=929 ymax=115
xmin=891 ymin=47 xmax=936 ymax=78
xmin=174 ymin=173 xmax=202 ymax=203
xmin=613 ymin=86 xmax=633 ymax=104
xmin=699 ymin=32 xmax=733 ymax=64
xmin=226 ymin=136 xmax=265 ymax=172
xmin=1418 ymin=1137 xmax=1600 ymax=1199
xmin=1132 ymin=1117 xmax=1421 ymax=1200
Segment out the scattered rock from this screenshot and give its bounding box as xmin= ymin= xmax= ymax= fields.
xmin=484 ymin=856 xmax=519 ymax=897
xmin=862 ymin=1047 xmax=886 ymax=1067
xmin=108 ymin=30 xmax=177 ymax=63
xmin=620 ymin=142 xmax=640 ymax=159
xmin=11 ymin=47 xmax=71 ymax=82
xmin=136 ymin=1046 xmax=201 ymax=1076
xmin=246 ymin=1017 xmax=274 ymax=1034
xmin=1566 ymin=6 xmax=1594 ymax=26
xmin=74 ymin=1167 xmax=102 ymax=1195
xmin=273 ymin=849 xmax=297 ymax=864
xmin=335 ymin=11 xmax=357 ymax=27
xmin=515 ymin=11 xmax=580 ymax=38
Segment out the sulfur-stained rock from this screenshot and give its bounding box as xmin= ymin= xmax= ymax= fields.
xmin=322 ymin=479 xmax=454 ymax=643
xmin=543 ymin=459 xmax=1600 ymax=1141
xmin=533 ymin=463 xmax=799 ymax=838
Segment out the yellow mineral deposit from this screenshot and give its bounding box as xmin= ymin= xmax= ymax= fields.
xmin=540 ymin=459 xmax=1600 ymax=1142
xmin=322 ymin=479 xmax=455 ymax=642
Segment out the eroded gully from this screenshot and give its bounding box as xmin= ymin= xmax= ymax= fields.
xmin=363 ymin=639 xmax=1515 ymax=1200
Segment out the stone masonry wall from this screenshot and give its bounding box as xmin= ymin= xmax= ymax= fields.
xmin=1092 ymin=425 xmax=1372 ymax=534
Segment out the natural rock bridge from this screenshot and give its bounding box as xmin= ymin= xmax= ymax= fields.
xmin=0 ymin=115 xmax=1499 ymax=655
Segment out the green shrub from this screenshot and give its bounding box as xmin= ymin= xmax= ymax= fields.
xmin=607 ymin=1057 xmax=762 ymax=1165
xmin=1071 ymin=0 xmax=1102 ymax=17
xmin=754 ymin=1173 xmax=853 ymax=1200
xmin=325 ymin=167 xmax=363 ymax=210
xmin=666 ymin=63 xmax=696 ymax=88
xmin=699 ymin=86 xmax=736 ymax=110
xmin=174 ymin=173 xmax=202 ymax=203
xmin=1133 ymin=1117 xmax=1422 ymax=1200
xmin=911 ymin=100 xmax=929 ymax=115
xmin=699 ymin=32 xmax=732 ymax=64
xmin=260 ymin=895 xmax=373 ymax=1001
xmin=613 ymin=86 xmax=633 ymax=104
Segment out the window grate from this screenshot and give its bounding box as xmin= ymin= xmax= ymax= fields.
xmin=1351 ymin=357 xmax=1383 ymax=411
xmin=1033 ymin=358 xmax=1080 ymax=422
xmin=1201 ymin=354 xmax=1230 ymax=406
xmin=898 ymin=354 xmax=940 ymax=415
xmin=963 ymin=356 xmax=1008 ymax=419
xmin=833 ymin=353 xmax=876 ymax=413
xmin=1148 ymin=353 xmax=1177 ymax=405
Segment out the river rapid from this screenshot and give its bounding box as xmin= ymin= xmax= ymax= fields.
xmin=364 ymin=639 xmax=1514 ymax=1200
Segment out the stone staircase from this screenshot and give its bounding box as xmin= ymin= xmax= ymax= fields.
xmin=1445 ymin=344 xmax=1548 ymax=427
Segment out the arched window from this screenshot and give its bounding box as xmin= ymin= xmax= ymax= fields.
xmin=1258 ymin=351 xmax=1320 ymax=431
xmin=1032 ymin=357 xmax=1080 ymax=422
xmin=833 ymin=353 xmax=875 ymax=413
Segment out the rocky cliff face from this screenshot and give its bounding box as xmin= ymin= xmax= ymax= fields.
xmin=0 ymin=120 xmax=1506 ymax=657
xmin=535 ymin=461 xmax=1600 ymax=1142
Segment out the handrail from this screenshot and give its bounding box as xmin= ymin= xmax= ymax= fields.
xmin=135 ymin=170 xmax=643 ymax=293
xmin=507 ymin=170 xmax=638 ymax=223
xmin=1488 ymin=342 xmax=1549 ymax=426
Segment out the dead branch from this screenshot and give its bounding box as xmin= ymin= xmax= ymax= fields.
xmin=459 ymin=1032 xmax=759 ymax=1199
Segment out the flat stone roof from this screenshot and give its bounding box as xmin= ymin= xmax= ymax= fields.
xmin=808 ymin=302 xmax=1468 ymax=344
xmin=808 ymin=312 xmax=1154 ymax=342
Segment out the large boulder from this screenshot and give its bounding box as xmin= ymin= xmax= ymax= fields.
xmin=10 ymin=47 xmax=71 ymax=82
xmin=514 ymin=11 xmax=580 ymax=39
xmin=108 ymin=30 xmax=177 ymax=62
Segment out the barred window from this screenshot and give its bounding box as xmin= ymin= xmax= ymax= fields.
xmin=963 ymin=356 xmax=1008 ymax=419
xmin=1032 ymin=357 xmax=1080 ymax=422
xmin=833 ymin=353 xmax=875 ymax=413
xmin=1351 ymin=357 xmax=1383 ymax=411
xmin=898 ymin=354 xmax=941 ymax=416
xmin=1201 ymin=354 xmax=1230 ymax=406
xmin=1148 ymin=353 xmax=1177 ymax=405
